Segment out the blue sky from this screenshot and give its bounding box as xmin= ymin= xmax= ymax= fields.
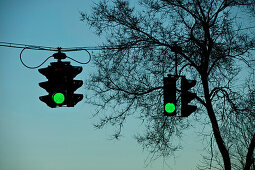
xmin=3 ymin=0 xmax=251 ymax=170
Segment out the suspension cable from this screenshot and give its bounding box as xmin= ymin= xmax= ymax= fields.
xmin=0 ymin=41 xmax=162 ymax=52
xmin=0 ymin=41 xmax=58 ymax=51
xmin=2 ymin=40 xmax=255 ymax=69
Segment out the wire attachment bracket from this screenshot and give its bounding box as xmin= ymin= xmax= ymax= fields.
xmin=53 ymin=47 xmax=67 ymax=62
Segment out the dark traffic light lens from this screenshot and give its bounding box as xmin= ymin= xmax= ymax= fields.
xmin=165 ymin=103 xmax=176 ymax=113
xmin=52 ymin=93 xmax=65 ymax=104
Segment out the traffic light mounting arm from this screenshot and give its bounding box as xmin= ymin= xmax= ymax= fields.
xmin=108 ymin=78 xmax=163 ymax=96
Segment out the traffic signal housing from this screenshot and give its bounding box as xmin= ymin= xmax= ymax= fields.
xmin=181 ymin=77 xmax=197 ymax=117
xmin=163 ymin=76 xmax=177 ymax=116
xmin=38 ymin=61 xmax=83 ymax=108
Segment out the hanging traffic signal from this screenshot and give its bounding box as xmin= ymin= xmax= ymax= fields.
xmin=181 ymin=77 xmax=197 ymax=117
xmin=38 ymin=60 xmax=83 ymax=108
xmin=163 ymin=75 xmax=177 ymax=116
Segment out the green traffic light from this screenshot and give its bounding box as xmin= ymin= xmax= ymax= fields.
xmin=52 ymin=93 xmax=65 ymax=104
xmin=165 ymin=103 xmax=176 ymax=113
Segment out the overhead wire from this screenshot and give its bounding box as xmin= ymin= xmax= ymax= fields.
xmin=0 ymin=42 xmax=96 ymax=68
xmin=0 ymin=41 xmax=167 ymax=52
xmin=0 ymin=41 xmax=58 ymax=51
xmin=0 ymin=41 xmax=142 ymax=51
xmin=1 ymin=24 xmax=255 ymax=69
xmin=0 ymin=41 xmax=163 ymax=69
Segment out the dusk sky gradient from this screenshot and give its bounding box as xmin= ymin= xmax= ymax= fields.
xmin=1 ymin=0 xmax=253 ymax=170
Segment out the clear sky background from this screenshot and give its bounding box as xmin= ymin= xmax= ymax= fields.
xmin=1 ymin=0 xmax=253 ymax=170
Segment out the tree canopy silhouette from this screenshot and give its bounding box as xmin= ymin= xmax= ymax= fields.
xmin=81 ymin=0 xmax=255 ymax=169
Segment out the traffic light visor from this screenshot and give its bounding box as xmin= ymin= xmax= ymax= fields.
xmin=52 ymin=93 xmax=65 ymax=104
xmin=165 ymin=103 xmax=176 ymax=113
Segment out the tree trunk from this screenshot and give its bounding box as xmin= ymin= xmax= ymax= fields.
xmin=202 ymin=76 xmax=231 ymax=170
xmin=244 ymin=133 xmax=255 ymax=170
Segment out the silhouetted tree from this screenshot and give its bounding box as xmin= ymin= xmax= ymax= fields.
xmin=197 ymin=74 xmax=255 ymax=170
xmin=81 ymin=0 xmax=255 ymax=169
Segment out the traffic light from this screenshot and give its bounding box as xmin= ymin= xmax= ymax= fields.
xmin=38 ymin=61 xmax=83 ymax=108
xmin=181 ymin=77 xmax=197 ymax=117
xmin=163 ymin=75 xmax=177 ymax=116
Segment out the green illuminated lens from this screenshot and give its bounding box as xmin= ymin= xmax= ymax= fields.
xmin=165 ymin=103 xmax=176 ymax=113
xmin=52 ymin=93 xmax=65 ymax=104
